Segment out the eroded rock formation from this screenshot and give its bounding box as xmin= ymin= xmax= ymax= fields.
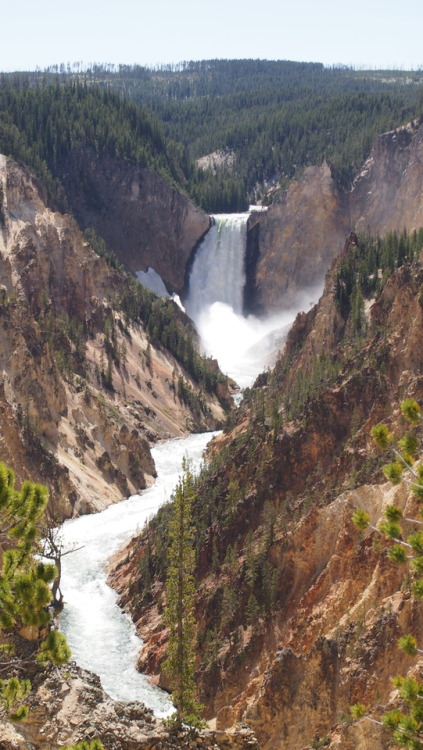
xmin=0 ymin=663 xmax=260 ymax=750
xmin=0 ymin=154 xmax=225 ymax=517
xmin=246 ymin=121 xmax=423 ymax=314
xmin=56 ymin=148 xmax=211 ymax=294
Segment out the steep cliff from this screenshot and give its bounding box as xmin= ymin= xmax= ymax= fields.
xmin=351 ymin=121 xmax=423 ymax=234
xmin=55 ymin=148 xmax=211 ymax=294
xmin=110 ymin=234 xmax=423 ymax=749
xmin=0 ymin=154 xmax=227 ymax=518
xmin=246 ymin=120 xmax=423 ymax=315
xmin=246 ymin=163 xmax=348 ymax=312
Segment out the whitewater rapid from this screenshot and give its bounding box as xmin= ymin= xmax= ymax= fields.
xmin=60 ymin=432 xmax=217 ymax=715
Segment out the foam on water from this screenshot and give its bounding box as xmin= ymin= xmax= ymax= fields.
xmin=60 ymin=432 xmax=217 ymax=715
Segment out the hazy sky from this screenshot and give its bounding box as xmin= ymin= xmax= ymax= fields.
xmin=1 ymin=0 xmax=422 ymax=72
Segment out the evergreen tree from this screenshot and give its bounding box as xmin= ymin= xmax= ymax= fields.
xmin=0 ymin=461 xmax=71 ymax=721
xmin=163 ymin=461 xmax=204 ymax=728
xmin=351 ymin=399 xmax=423 ymax=748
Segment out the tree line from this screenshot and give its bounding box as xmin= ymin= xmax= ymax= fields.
xmin=1 ymin=61 xmax=423 ymax=212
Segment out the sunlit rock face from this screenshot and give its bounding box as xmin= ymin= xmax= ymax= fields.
xmin=350 ymin=122 xmax=423 ymax=233
xmin=246 ymin=121 xmax=423 ymax=316
xmin=0 ymin=155 xmax=225 ymax=518
xmin=246 ymin=162 xmax=347 ymax=314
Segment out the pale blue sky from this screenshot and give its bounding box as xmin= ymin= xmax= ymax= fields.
xmin=1 ymin=0 xmax=422 ymax=72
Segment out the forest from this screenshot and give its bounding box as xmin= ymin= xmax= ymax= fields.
xmin=1 ymin=60 xmax=423 ymax=212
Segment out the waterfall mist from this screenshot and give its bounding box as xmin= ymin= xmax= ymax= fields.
xmin=185 ymin=213 xmax=322 ymax=388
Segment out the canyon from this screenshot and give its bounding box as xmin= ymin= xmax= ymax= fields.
xmin=108 ymin=123 xmax=423 ymax=748
xmin=0 ymin=154 xmax=227 ymax=518
xmin=1 ymin=115 xmax=423 ymax=750
xmin=112 ymin=239 xmax=423 ymax=750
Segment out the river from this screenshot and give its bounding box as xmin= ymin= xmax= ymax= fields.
xmin=60 ymin=431 xmax=217 ymax=715
xmin=60 ymin=211 xmax=321 ymax=713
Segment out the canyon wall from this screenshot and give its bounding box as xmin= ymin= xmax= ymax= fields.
xmin=247 ymin=120 xmax=423 ymax=313
xmin=111 ymin=245 xmax=423 ymax=750
xmin=56 ymin=148 xmax=211 ymax=293
xmin=0 ymin=154 xmax=225 ymax=518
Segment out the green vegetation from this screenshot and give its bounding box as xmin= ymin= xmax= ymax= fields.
xmin=351 ymin=399 xmax=423 ymax=748
xmin=335 ymin=229 xmax=423 ymax=321
xmin=50 ymin=60 xmax=423 ymax=206
xmin=0 ymin=461 xmax=71 ymax=721
xmin=118 ymin=274 xmax=228 ymax=404
xmin=0 ymin=79 xmax=181 ymax=211
xmin=163 ymin=462 xmax=204 ymax=728
xmin=137 ymin=433 xmax=281 ymax=638
xmin=0 ymin=461 xmax=106 ymax=747
xmin=2 ymin=60 xmax=423 ymax=211
xmin=276 ymin=353 xmax=341 ymax=421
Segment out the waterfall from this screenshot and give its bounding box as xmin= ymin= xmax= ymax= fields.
xmin=185 ymin=212 xmax=320 ymax=389
xmin=185 ymin=213 xmax=248 ymax=321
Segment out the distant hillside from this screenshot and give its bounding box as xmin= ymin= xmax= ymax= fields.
xmin=2 ymin=61 xmax=423 ymax=211
xmin=0 ymin=79 xmax=212 ymax=293
xmin=0 ymin=80 xmax=184 ymax=208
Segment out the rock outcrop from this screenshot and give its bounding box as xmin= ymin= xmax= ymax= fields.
xmin=246 ymin=121 xmax=423 ymax=314
xmin=0 ymin=154 xmax=225 ymax=517
xmin=56 ymin=148 xmax=211 ymax=294
xmin=0 ymin=663 xmax=260 ymax=750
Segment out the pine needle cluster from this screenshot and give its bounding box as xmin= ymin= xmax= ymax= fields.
xmin=0 ymin=461 xmax=71 ymax=722
xmin=351 ymin=399 xmax=423 ymax=748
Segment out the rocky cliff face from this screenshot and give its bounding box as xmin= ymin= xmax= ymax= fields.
xmin=247 ymin=120 xmax=423 ymax=314
xmin=56 ymin=148 xmax=211 ymax=294
xmin=0 ymin=155 xmax=225 ymax=518
xmin=351 ymin=122 xmax=423 ymax=234
xmin=246 ymin=163 xmax=348 ymax=313
xmin=110 ymin=242 xmax=423 ymax=749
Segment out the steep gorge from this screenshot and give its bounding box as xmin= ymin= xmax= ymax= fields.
xmin=2 ymin=108 xmax=423 ymax=750
xmin=111 ymin=235 xmax=423 ymax=749
xmin=0 ymin=154 xmax=226 ymax=519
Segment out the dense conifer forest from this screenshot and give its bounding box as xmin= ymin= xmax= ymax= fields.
xmin=1 ymin=60 xmax=423 ymax=211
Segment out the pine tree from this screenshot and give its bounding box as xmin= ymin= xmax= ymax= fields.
xmin=162 ymin=461 xmax=204 ymax=728
xmin=0 ymin=461 xmax=71 ymax=721
xmin=351 ymin=399 xmax=423 ymax=748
